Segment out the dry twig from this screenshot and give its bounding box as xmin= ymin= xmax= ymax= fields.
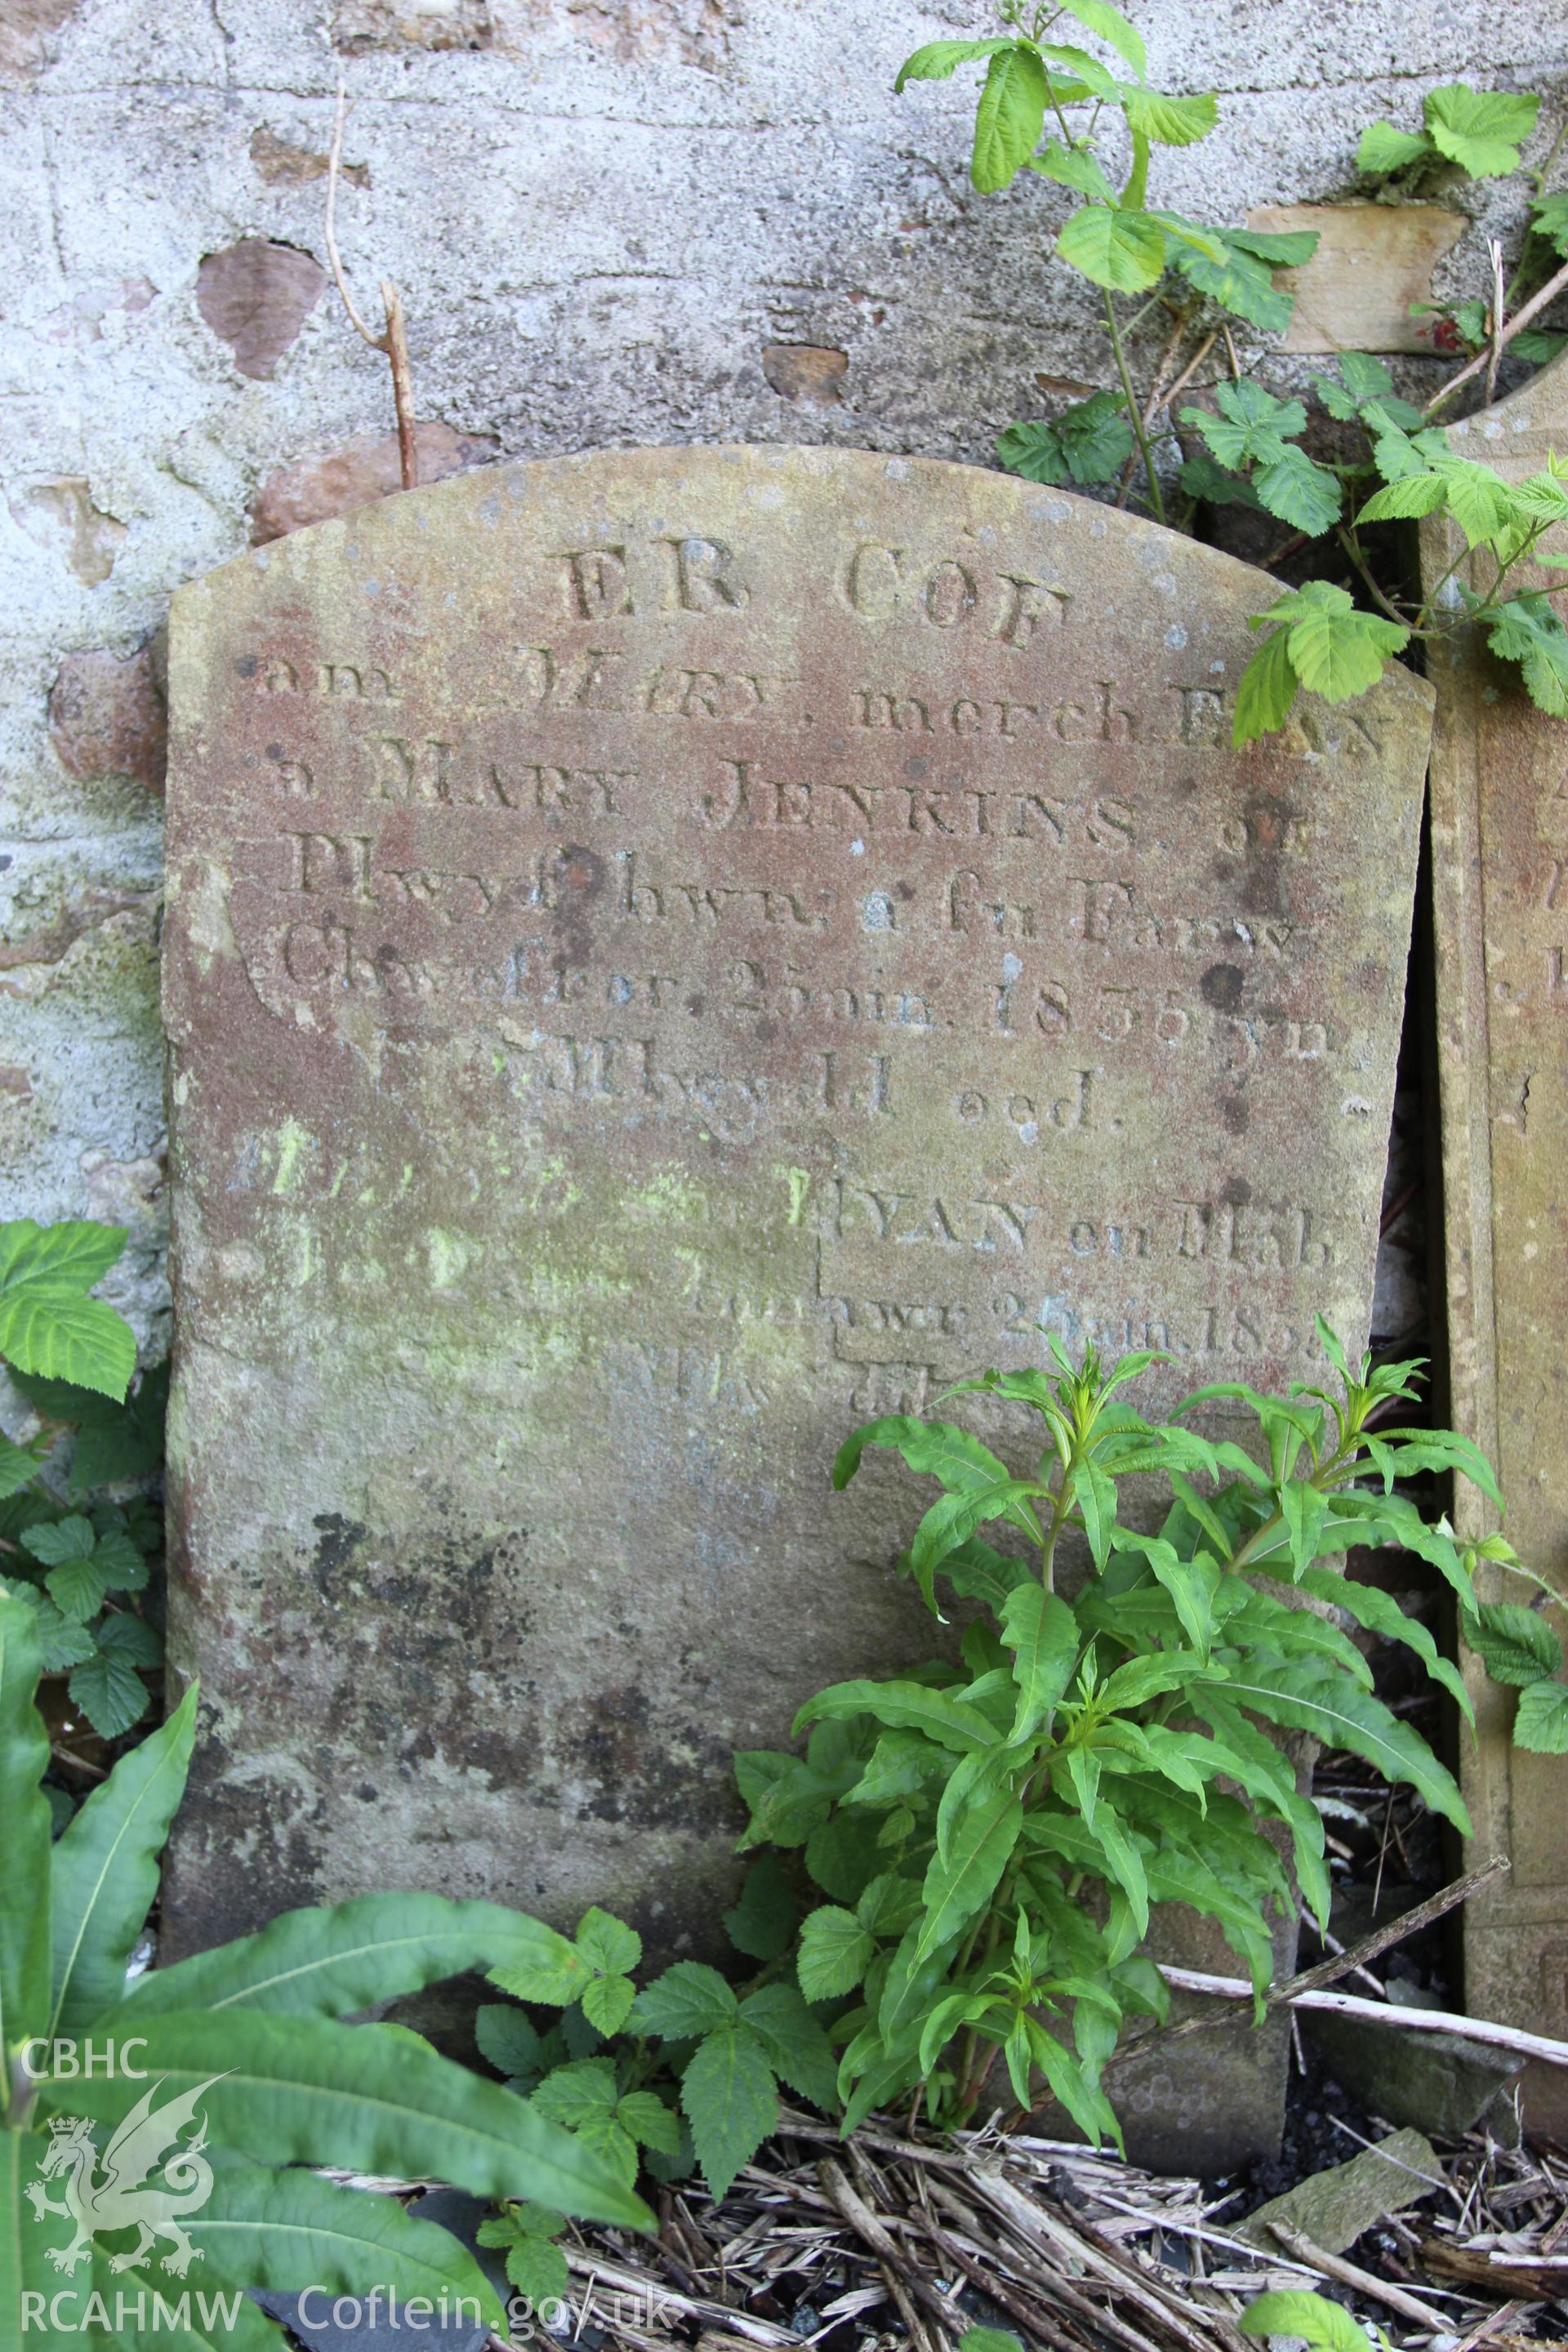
xmin=324 ymin=83 xmax=419 ymax=492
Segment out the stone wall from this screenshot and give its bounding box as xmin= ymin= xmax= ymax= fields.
xmin=1 ymin=0 xmax=1563 ymax=1350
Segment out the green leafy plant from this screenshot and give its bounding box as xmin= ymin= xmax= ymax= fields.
xmin=1241 ymin=2286 xmax=1386 ymax=2351
xmin=0 ymin=1222 xmax=169 ymax=1742
xmin=896 ymin=2 xmax=1317 ymax=526
xmin=481 ymin=1864 xmax=838 ymax=2201
xmin=895 ymin=10 xmax=1568 ymax=742
xmin=0 ymin=1584 xmax=648 ymax=2347
xmin=1463 ymin=1572 xmax=1568 ymax=1752
xmin=735 ymin=1327 xmax=1494 ymax=2145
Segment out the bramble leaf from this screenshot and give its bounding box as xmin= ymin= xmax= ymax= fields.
xmin=681 ymin=2022 xmax=777 ymax=2198
xmin=972 ymin=46 xmax=1050 ymax=193
xmin=1358 ymin=121 xmax=1432 ymax=176
xmin=1056 ymin=205 xmax=1168 ymax=293
xmin=1241 ymin=2288 xmax=1373 ymax=2352
xmin=893 ymin=37 xmax=1017 ymax=92
xmin=1514 ymin=1679 xmax=1568 ymax=1753
xmin=1425 ymin=84 xmax=1539 ymax=179
xmin=1121 ymin=87 xmax=1218 ymax=146
xmin=1251 ymin=442 xmax=1342 ymax=532
xmin=1468 ymin=1602 xmax=1563 ymax=1686
xmin=1484 ymin=595 xmax=1568 ymax=717
xmin=1251 ymin=581 xmax=1408 ymax=702
xmin=0 ymin=1220 xmax=135 ymax=1401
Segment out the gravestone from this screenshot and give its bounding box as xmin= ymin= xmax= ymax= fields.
xmin=163 ymin=446 xmax=1431 ymax=2162
xmin=1427 ymin=354 xmax=1568 ymax=2134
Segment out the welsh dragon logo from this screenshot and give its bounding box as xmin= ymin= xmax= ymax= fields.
xmin=25 ymin=2074 xmax=226 ymax=2278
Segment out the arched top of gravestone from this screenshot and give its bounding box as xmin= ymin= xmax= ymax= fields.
xmin=167 ymin=444 xmax=1432 ymax=799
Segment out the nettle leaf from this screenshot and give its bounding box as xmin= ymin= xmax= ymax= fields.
xmin=1514 ymin=1679 xmax=1568 ymax=1753
xmin=1056 ymin=205 xmax=1168 ymax=293
xmin=681 ymin=2020 xmax=778 ymax=2198
xmin=1120 ymin=87 xmax=1218 ymax=146
xmin=0 ymin=1219 xmax=135 ymax=1401
xmin=972 ymin=45 xmax=1050 ymax=193
xmin=1252 ymin=442 xmax=1341 ymax=532
xmin=1358 ymin=121 xmax=1432 ymax=176
xmin=1485 ymin=595 xmax=1568 ymax=717
xmin=1468 ymin=1602 xmax=1563 ymax=1686
xmin=1424 ymin=83 xmax=1539 ymax=179
xmin=893 ymin=36 xmax=1017 ymax=93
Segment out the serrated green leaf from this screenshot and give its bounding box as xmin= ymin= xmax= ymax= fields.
xmin=21 ymin=1510 xmax=96 ymax=1569
xmin=67 ymin=1642 xmax=149 ymax=1737
xmin=798 ymin=1904 xmax=875 ymax=1999
xmin=998 ymin=417 xmax=1071 ymax=485
xmin=724 ymin=1852 xmax=798 ymax=1962
xmin=1121 ymin=87 xmax=1218 ymax=146
xmin=632 ymin=1958 xmax=737 ymax=2038
xmin=682 ymin=2020 xmax=778 ymax=2198
xmin=740 ymin=1980 xmax=839 ymax=2110
xmin=0 ymin=1223 xmax=136 ymax=1399
xmin=476 ymin=2001 xmax=545 ymax=2079
xmin=1288 ymin=1566 xmax=1472 ymax=1722
xmin=1228 ymin=226 xmax=1321 ymax=266
xmin=1233 ymin=626 xmax=1299 ymax=746
xmin=1028 ymin=136 xmax=1116 ymax=203
xmin=1358 ymin=121 xmax=1433 ymax=176
xmin=1425 ymin=83 xmax=1539 ymax=179
xmin=1485 ymin=594 xmax=1568 ymax=716
xmin=893 ymin=36 xmax=1018 ymax=93
xmin=1169 ymin=234 xmax=1293 ymax=332
xmin=1253 ymin=443 xmax=1342 ymax=532
xmin=1357 ymin=470 xmax=1451 ymax=521
xmin=1056 ymin=0 xmax=1145 ymax=74
xmin=1257 ymin=580 xmax=1408 ymax=700
xmin=581 ymin=1971 xmax=636 ymax=2035
xmin=0 ymin=1430 xmax=42 ymax=1499
xmin=1057 ymin=204 xmax=1168 ymax=292
xmin=1514 ymin=1678 xmax=1568 ymax=1752
xmin=972 ymin=45 xmax=1049 ymax=192
xmin=1469 ymin=1602 xmax=1564 ymax=1686
xmin=1531 ymin=191 xmax=1568 ymax=256
xmin=575 ymin=1903 xmax=641 ymax=1978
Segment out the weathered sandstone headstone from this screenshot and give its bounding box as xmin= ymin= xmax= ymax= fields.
xmin=1427 ymin=354 xmax=1568 ymax=2132
xmin=163 ymin=448 xmax=1431 ymax=2153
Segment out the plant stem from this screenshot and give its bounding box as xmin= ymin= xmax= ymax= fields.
xmin=1103 ymin=291 xmax=1165 ymax=524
